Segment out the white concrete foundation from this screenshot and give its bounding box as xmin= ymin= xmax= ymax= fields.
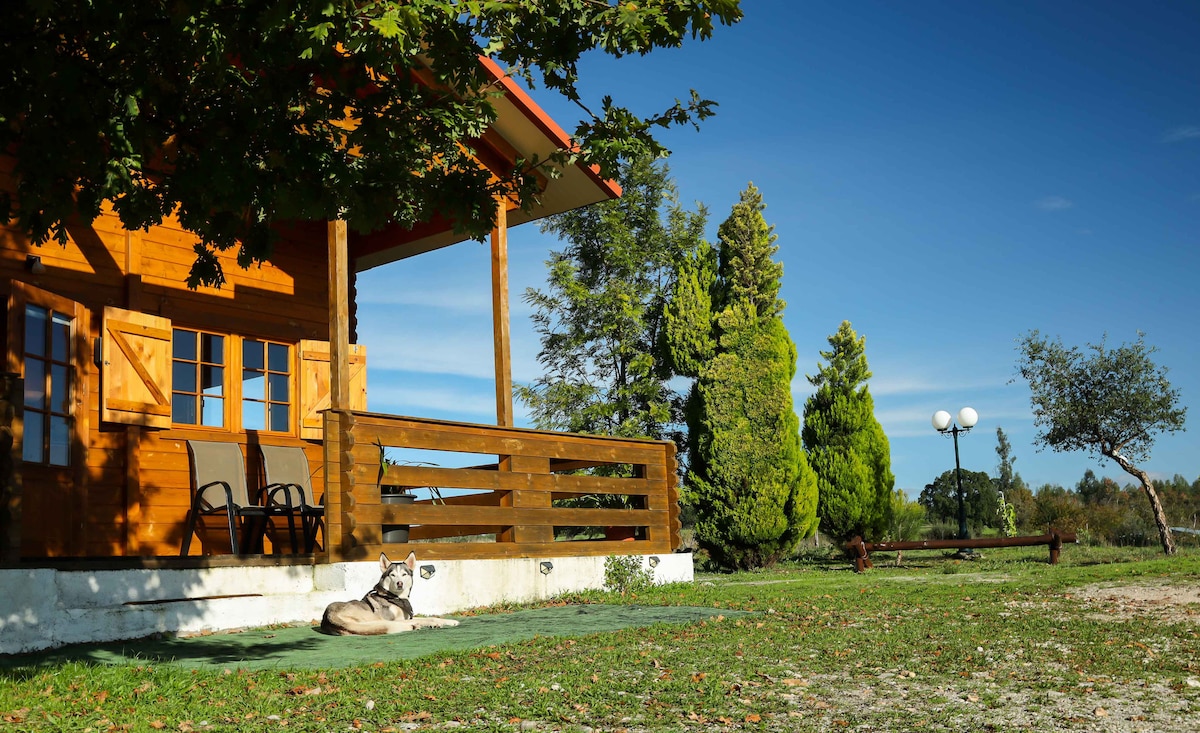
xmin=0 ymin=552 xmax=692 ymax=655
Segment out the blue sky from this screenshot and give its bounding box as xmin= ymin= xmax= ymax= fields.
xmin=357 ymin=1 xmax=1200 ymax=495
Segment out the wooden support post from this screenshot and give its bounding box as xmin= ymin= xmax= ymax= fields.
xmin=499 ymin=454 xmax=552 ymax=544
xmin=1049 ymin=529 xmax=1063 ymax=565
xmin=328 ymin=219 xmax=351 ymax=413
xmin=490 ymin=201 xmax=513 ymax=427
xmin=124 ymin=230 xmax=143 ymax=556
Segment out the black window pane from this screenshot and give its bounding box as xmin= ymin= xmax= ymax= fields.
xmin=201 ymin=334 xmax=224 ymax=365
xmin=173 ymin=362 xmax=196 ymax=393
xmin=51 ymin=314 xmax=71 ymax=361
xmin=49 ymin=416 xmax=70 ymax=466
xmin=173 ymin=329 xmax=196 ymax=361
xmin=268 ymin=373 xmax=289 ymax=402
xmin=243 ymin=340 xmax=264 ymax=371
xmin=24 ymin=359 xmax=46 ymax=409
xmin=201 ymin=366 xmax=224 ymax=395
xmin=268 ymin=343 xmax=289 ymax=373
xmin=25 ymin=306 xmax=47 ymax=357
xmin=23 ymin=412 xmax=44 ymax=462
xmin=173 ymin=394 xmax=197 ymax=424
xmin=51 ymin=363 xmax=70 ymax=414
xmin=269 ymin=403 xmax=289 ymax=432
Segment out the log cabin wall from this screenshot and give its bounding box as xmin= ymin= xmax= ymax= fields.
xmin=0 ymin=207 xmax=345 ymax=559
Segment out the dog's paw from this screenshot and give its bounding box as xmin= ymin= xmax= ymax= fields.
xmin=441 ymin=618 xmax=460 ymax=627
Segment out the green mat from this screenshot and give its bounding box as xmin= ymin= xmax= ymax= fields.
xmin=5 ymin=605 xmax=741 ymax=671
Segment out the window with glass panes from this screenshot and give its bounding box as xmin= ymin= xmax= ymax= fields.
xmin=242 ymin=340 xmax=291 ymax=432
xmin=23 ymin=305 xmax=73 ymax=465
xmin=172 ymin=329 xmax=225 ymax=427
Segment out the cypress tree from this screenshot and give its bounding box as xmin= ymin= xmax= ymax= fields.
xmin=667 ymin=184 xmax=818 ymax=569
xmin=802 ymin=321 xmax=895 ymax=541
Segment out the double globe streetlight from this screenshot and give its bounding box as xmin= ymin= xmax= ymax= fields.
xmin=932 ymin=407 xmax=979 ymax=544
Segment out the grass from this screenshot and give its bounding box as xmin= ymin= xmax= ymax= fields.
xmin=1 ymin=545 xmax=1198 ymax=732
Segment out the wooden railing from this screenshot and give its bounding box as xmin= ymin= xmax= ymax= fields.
xmin=320 ymin=410 xmax=681 ymax=562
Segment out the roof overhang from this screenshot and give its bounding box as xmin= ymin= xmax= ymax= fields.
xmin=351 ymin=58 xmax=621 ymax=272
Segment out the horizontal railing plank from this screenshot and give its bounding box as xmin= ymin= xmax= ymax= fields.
xmin=370 ymin=504 xmax=663 ymax=528
xmin=363 ymin=463 xmax=661 ymax=497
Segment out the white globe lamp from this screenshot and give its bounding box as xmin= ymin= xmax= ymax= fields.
xmin=931 ymin=410 xmax=952 ymax=432
xmin=957 ymin=407 xmax=979 ymax=429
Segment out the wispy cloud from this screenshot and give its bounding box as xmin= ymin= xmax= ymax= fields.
xmin=1034 ymin=196 xmax=1073 ymax=211
xmin=1161 ymin=126 xmax=1200 ymax=143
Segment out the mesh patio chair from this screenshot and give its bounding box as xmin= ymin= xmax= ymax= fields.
xmin=180 ymin=440 xmax=299 ymax=556
xmin=259 ymin=444 xmax=325 ymax=553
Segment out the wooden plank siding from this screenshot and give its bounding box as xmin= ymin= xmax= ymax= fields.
xmin=0 ymin=205 xmax=334 ymax=559
xmin=324 ymin=410 xmax=682 ymax=562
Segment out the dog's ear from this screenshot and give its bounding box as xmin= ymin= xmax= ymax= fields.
xmin=379 ymin=552 xmax=390 ymax=572
xmin=404 ymin=551 xmax=416 ymax=571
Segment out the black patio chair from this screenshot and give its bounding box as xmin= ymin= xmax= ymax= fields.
xmin=180 ymin=440 xmax=299 ymax=555
xmin=259 ymin=444 xmax=325 ymax=553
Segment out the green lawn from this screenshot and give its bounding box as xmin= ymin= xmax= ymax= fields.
xmin=1 ymin=545 xmax=1197 ymax=732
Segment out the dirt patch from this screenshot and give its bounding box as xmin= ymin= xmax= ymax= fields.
xmin=1071 ymin=582 xmax=1200 ymax=624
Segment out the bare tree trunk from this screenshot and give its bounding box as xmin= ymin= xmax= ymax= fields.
xmin=1106 ymin=449 xmax=1177 ymax=556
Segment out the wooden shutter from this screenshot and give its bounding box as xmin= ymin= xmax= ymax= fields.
xmin=100 ymin=306 xmax=172 ymax=428
xmin=298 ymin=340 xmax=366 ymax=439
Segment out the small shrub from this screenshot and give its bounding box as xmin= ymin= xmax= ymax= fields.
xmin=604 ymin=555 xmax=654 ymax=593
xmin=926 ymin=522 xmax=959 ymax=540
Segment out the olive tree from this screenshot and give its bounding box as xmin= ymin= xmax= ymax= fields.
xmin=1015 ymin=331 xmax=1187 ymax=555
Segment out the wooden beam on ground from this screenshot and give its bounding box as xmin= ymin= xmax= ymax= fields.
xmin=327 ymin=219 xmax=350 ymax=412
xmin=490 ymin=200 xmax=513 ymax=427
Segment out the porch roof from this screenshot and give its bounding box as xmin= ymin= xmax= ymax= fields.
xmin=351 ymin=58 xmax=621 ymax=272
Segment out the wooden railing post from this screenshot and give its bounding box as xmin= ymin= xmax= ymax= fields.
xmin=499 ymin=454 xmax=552 ymax=545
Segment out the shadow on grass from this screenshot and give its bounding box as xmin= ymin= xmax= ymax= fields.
xmin=0 ymin=604 xmax=744 ymax=674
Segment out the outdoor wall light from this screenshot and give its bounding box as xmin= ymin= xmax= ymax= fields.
xmin=25 ymin=255 xmax=45 ymax=274
xmin=932 ymin=406 xmax=980 ymax=547
xmin=420 ymin=565 xmax=436 ymax=580
xmin=539 ymin=561 xmax=553 ymax=575
xmin=648 ymin=556 xmax=660 ymax=568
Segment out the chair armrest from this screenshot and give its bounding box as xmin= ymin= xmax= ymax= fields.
xmin=263 ymin=482 xmax=305 ymax=509
xmin=194 ymin=479 xmax=235 ymax=512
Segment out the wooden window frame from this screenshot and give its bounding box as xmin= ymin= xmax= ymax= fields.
xmin=240 ymin=338 xmax=293 ymax=434
xmin=169 ymin=329 xmax=297 ymax=436
xmin=170 ymin=327 xmax=229 ymax=431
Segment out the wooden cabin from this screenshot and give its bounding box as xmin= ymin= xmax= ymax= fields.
xmin=0 ymin=61 xmax=681 ymax=566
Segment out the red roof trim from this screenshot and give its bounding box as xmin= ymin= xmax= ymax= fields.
xmin=479 ymin=57 xmax=622 ymax=200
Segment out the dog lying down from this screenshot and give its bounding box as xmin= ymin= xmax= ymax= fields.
xmin=321 ymin=551 xmax=460 ymax=636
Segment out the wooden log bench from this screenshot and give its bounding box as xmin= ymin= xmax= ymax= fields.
xmin=844 ymin=529 xmax=1077 ymax=573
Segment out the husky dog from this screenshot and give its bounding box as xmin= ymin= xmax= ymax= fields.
xmin=320 ymin=552 xmax=460 ymax=636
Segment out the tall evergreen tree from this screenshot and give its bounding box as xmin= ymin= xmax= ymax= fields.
xmin=518 ymin=155 xmax=707 ymax=446
xmin=801 ymin=321 xmax=895 ymax=541
xmin=666 ymin=184 xmax=818 ymax=570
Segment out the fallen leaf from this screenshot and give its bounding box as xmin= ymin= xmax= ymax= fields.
xmin=745 ymin=713 xmax=761 ymax=722
xmin=782 ymin=679 xmax=808 ymax=687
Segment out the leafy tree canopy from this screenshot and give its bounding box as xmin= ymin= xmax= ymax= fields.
xmin=0 ymin=0 xmax=741 ymax=286
xmin=918 ymin=468 xmax=1001 ymax=534
xmin=1015 ymin=331 xmax=1185 ymax=463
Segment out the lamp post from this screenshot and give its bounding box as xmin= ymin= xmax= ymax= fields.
xmin=932 ymin=407 xmax=979 ymax=543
